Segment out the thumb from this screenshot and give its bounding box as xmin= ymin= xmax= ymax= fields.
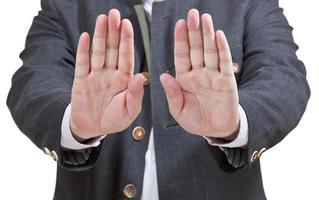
xmin=160 ymin=73 xmax=184 ymax=118
xmin=126 ymin=73 xmax=145 ymax=119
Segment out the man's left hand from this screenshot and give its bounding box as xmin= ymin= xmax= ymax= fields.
xmin=160 ymin=9 xmax=239 ymax=140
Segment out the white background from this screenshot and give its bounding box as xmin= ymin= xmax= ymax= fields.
xmin=0 ymin=1 xmax=318 ymax=199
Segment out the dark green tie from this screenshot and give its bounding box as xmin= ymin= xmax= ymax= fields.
xmin=133 ymin=2 xmax=152 ymax=80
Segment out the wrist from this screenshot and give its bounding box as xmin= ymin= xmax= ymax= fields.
xmin=215 ymin=120 xmax=240 ymax=142
xmin=69 ymin=122 xmax=108 ymax=144
xmin=221 ymin=125 xmax=240 ymax=142
xmin=70 ymin=128 xmax=103 ymax=144
xmin=206 ymin=125 xmax=239 ymax=144
xmin=69 ymin=121 xmax=91 ymax=143
xmin=71 ymin=131 xmax=88 ymax=143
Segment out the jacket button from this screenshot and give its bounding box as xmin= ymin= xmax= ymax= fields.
xmin=142 ymin=72 xmax=150 ymax=86
xmin=258 ymin=147 xmax=267 ymax=158
xmin=233 ymin=62 xmax=240 ymax=74
xmin=132 ymin=126 xmax=145 ymax=141
xmin=251 ymin=150 xmax=259 ymax=163
xmin=43 ymin=147 xmax=51 ymax=156
xmin=51 ymin=150 xmax=59 ymax=162
xmin=123 ymin=184 xmax=137 ymax=199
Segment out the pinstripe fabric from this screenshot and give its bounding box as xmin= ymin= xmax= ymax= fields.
xmin=60 ymin=138 xmax=248 ymax=168
xmin=62 ymin=148 xmax=92 ymax=165
xmin=220 ymin=147 xmax=246 ymax=168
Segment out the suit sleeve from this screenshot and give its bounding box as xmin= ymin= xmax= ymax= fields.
xmin=6 ymin=0 xmax=104 ymax=171
xmin=222 ymin=0 xmax=310 ymax=168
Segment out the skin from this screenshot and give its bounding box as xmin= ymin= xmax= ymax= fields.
xmin=70 ymin=9 xmax=239 ymax=142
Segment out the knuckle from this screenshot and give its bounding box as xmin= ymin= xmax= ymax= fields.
xmin=222 ymin=71 xmax=235 ymax=77
xmin=93 ymin=34 xmax=105 ymax=40
xmin=121 ymin=37 xmax=134 ymax=44
xmin=175 ymin=52 xmax=189 ymax=58
xmin=106 ymin=43 xmax=119 ymax=50
xmin=204 ymin=47 xmax=218 ymax=54
xmin=92 ymin=49 xmax=105 ymax=57
xmin=76 ymin=60 xmax=89 ymax=67
xmin=219 ymin=58 xmax=232 ymax=64
xmin=190 ymin=43 xmax=203 ymax=50
xmin=119 ymin=50 xmax=133 ymax=58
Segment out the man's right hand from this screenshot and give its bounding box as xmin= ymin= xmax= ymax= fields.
xmin=70 ymin=9 xmax=145 ymax=141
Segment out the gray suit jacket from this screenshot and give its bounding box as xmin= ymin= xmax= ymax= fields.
xmin=7 ymin=0 xmax=310 ymax=199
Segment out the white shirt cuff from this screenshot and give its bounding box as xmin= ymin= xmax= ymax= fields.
xmin=203 ymin=104 xmax=249 ymax=148
xmin=60 ymin=103 xmax=106 ymax=150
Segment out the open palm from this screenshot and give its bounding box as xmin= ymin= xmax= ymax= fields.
xmin=70 ymin=10 xmax=145 ymax=140
xmin=160 ymin=9 xmax=239 ymax=138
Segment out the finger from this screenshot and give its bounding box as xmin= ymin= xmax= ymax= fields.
xmin=91 ymin=15 xmax=108 ymax=71
xmin=105 ymin=9 xmax=121 ymax=70
xmin=160 ymin=73 xmax=184 ymax=119
xmin=126 ymin=73 xmax=145 ymax=119
xmin=201 ymin=14 xmax=218 ymax=71
xmin=75 ymin=32 xmax=91 ymax=78
xmin=174 ymin=19 xmax=191 ymax=75
xmin=216 ymin=30 xmax=233 ymax=76
xmin=118 ymin=19 xmax=134 ymax=75
xmin=187 ymin=9 xmax=204 ymax=69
